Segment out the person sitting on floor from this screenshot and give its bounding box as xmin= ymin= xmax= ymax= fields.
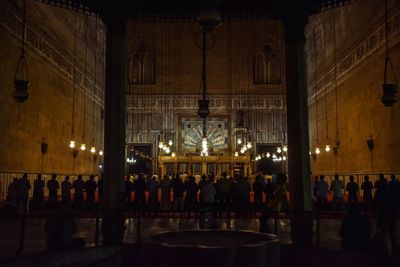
xmin=339 ymin=204 xmax=371 ymax=250
xmin=45 ymin=203 xmax=85 ymax=251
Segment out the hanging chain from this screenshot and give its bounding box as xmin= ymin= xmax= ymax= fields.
xmin=71 ymin=12 xmax=78 ymax=137
xmin=92 ymin=16 xmax=98 ymax=145
xmin=82 ymin=14 xmax=88 ymax=141
xmin=333 ymin=8 xmax=339 ymax=138
xmin=321 ymin=8 xmax=329 ymax=140
xmin=21 ymin=0 xmax=26 ymax=56
xmin=313 ymin=19 xmax=319 ymax=145
xmin=383 ymin=0 xmax=398 ymax=84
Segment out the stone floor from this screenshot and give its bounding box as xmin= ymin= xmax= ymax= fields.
xmin=0 ymin=215 xmax=375 ymax=259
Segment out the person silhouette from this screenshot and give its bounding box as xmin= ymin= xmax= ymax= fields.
xmin=340 ymin=204 xmax=371 ymax=250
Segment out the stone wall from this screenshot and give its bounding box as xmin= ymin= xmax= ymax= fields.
xmin=0 ymin=0 xmax=104 ymax=175
xmin=306 ymin=0 xmax=400 ymax=174
xmin=126 ymin=18 xmax=288 ymax=158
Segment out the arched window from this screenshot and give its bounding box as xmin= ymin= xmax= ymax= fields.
xmin=254 ymin=45 xmax=281 ymax=84
xmin=129 ymin=49 xmax=155 ymax=84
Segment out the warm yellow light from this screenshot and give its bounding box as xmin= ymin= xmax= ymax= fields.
xmin=171 ymin=152 xmax=176 ymax=157
xmin=246 ymin=142 xmax=252 ymax=149
xmin=282 ymin=156 xmax=287 ymax=161
xmin=234 ymin=151 xmax=239 ymax=157
xmin=266 ymin=152 xmax=270 ymax=158
xmin=99 ymin=150 xmax=103 ymax=156
xmin=283 ymin=146 xmax=288 ymax=152
xmin=69 ymin=140 xmax=75 ymax=149
xmin=168 ymin=140 xmax=173 ymax=146
xmin=277 ymin=147 xmax=282 ymax=153
xmin=315 ymin=147 xmax=320 ymax=154
xmin=80 ymin=143 xmax=86 ymax=151
xmin=90 ymin=146 xmax=96 ymax=153
xmin=165 ymin=148 xmax=171 ymax=154
xmin=237 ymin=138 xmax=242 ymax=145
xmin=325 ymin=145 xmax=331 ymax=152
xmin=158 ymin=141 xmax=164 ymax=149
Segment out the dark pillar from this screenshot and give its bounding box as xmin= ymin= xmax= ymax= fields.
xmin=283 ymin=14 xmax=313 ymax=245
xmin=101 ymin=17 xmax=127 ymax=246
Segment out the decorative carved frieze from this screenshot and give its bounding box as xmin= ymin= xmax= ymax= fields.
xmin=126 ymin=95 xmax=286 ymax=112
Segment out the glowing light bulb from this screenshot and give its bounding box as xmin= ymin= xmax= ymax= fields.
xmin=90 ymin=146 xmax=96 ymax=153
xmin=80 ymin=143 xmax=86 ymax=151
xmin=99 ymin=150 xmax=103 ymax=156
xmin=163 ymin=146 xmax=168 ymax=151
xmin=69 ymin=140 xmax=76 ymax=149
xmin=315 ymin=147 xmax=321 ymax=154
xmin=277 ymin=147 xmax=282 ymax=153
xmin=282 ymin=156 xmax=287 ymax=161
xmin=240 ymin=149 xmax=244 ymax=154
xmin=202 ymin=137 xmax=208 ymax=147
xmin=266 ymin=152 xmax=270 ymax=158
xmin=158 ymin=141 xmax=164 ymax=149
xmin=234 ymin=151 xmax=239 ymax=157
xmin=165 ymin=148 xmax=171 ymax=154
xmin=283 ymin=146 xmax=288 ymax=152
xmin=246 ymin=142 xmax=252 ymax=149
xmin=171 ymin=152 xmax=176 ymax=157
xmin=325 ymin=145 xmax=331 ymax=152
xmin=168 ymin=140 xmax=173 ymax=146
xmin=243 ymin=146 xmax=248 ymax=151
xmin=272 ymin=154 xmax=277 ymax=159
xmin=237 ymin=138 xmax=242 ymax=145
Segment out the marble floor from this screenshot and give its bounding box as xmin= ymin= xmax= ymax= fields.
xmin=0 ymin=215 xmax=398 ymax=260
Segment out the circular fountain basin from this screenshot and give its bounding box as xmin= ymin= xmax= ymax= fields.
xmin=141 ymin=230 xmax=281 ymax=267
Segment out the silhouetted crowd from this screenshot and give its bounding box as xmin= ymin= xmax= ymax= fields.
xmin=122 ymin=172 xmax=284 ymax=218
xmin=314 ymin=173 xmax=400 ymax=253
xmin=5 ymin=172 xmax=287 ymax=217
xmin=313 ymin=173 xmax=400 ymax=212
xmin=5 ymin=173 xmax=103 ymax=214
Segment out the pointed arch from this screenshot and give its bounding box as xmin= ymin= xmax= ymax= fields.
xmin=254 ymin=44 xmax=281 ymax=84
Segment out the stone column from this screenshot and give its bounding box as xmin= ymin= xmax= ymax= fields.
xmin=159 ymin=162 xmax=165 ymax=177
xmin=202 ymin=161 xmax=207 ymax=174
xmin=283 ymin=14 xmax=313 ymax=246
xmin=101 ymin=17 xmax=127 ymax=246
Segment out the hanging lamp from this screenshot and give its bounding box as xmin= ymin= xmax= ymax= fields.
xmin=381 ymin=0 xmax=398 ymax=106
xmin=91 ymin=16 xmax=99 ymax=155
xmin=320 ymin=8 xmax=331 ymax=153
xmin=13 ymin=0 xmax=29 ymax=103
xmin=196 ymin=2 xmax=221 ymax=156
xmin=69 ymin=13 xmax=78 ymax=151
xmin=80 ymin=15 xmax=89 ymax=151
xmin=312 ymin=19 xmax=320 ymax=156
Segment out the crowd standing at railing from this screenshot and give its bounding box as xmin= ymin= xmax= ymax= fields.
xmin=1 ymin=171 xmax=400 ymax=256
xmin=314 ymin=173 xmax=400 ymax=254
xmin=2 ymin=171 xmax=400 ymax=216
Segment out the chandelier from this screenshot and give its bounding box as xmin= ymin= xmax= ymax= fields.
xmin=196 ymin=2 xmax=221 ymax=156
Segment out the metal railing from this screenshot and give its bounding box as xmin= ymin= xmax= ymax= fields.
xmin=8 ymin=205 xmax=399 ymax=257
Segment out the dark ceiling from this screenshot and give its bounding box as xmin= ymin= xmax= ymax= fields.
xmin=34 ymin=0 xmax=357 ymax=19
